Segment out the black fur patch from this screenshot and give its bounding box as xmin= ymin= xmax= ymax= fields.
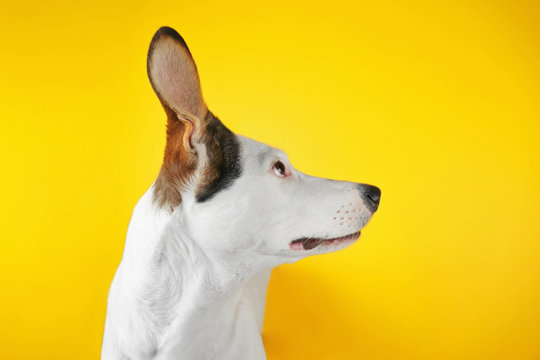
xmin=195 ymin=112 xmax=242 ymax=202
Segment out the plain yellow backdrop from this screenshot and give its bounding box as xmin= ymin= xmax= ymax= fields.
xmin=1 ymin=0 xmax=539 ymax=359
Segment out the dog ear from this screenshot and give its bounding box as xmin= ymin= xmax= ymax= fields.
xmin=147 ymin=26 xmax=208 ymax=151
xmin=147 ymin=26 xmax=208 ymax=209
xmin=147 ymin=27 xmax=242 ymax=210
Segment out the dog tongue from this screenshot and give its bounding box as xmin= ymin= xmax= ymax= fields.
xmin=302 ymin=238 xmax=325 ymax=250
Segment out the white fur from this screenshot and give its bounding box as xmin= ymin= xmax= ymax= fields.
xmin=102 ymin=135 xmax=376 ymax=359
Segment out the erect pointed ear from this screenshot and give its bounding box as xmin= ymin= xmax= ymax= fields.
xmin=147 ymin=27 xmax=241 ymax=211
xmin=147 ymin=26 xmax=208 ymax=149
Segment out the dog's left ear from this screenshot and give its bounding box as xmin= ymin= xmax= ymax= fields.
xmin=147 ymin=26 xmax=208 ymax=150
xmin=147 ymin=27 xmax=241 ymax=210
xmin=147 ymin=27 xmax=210 ymax=209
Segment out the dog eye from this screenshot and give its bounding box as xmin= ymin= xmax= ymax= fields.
xmin=272 ymin=161 xmax=286 ymax=177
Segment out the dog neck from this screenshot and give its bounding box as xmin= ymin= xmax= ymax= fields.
xmin=104 ymin=186 xmax=271 ymax=359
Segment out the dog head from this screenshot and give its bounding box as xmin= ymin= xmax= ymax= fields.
xmin=147 ymin=27 xmax=380 ymax=267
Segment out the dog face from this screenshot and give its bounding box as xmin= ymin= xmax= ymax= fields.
xmin=147 ymin=27 xmax=380 ymax=266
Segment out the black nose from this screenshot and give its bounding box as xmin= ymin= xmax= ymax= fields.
xmin=358 ymin=184 xmax=381 ymax=212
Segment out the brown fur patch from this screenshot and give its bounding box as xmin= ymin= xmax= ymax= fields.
xmin=153 ymin=103 xmax=199 ymax=211
xmin=154 ymin=110 xmax=241 ymax=210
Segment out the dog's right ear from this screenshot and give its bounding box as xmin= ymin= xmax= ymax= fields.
xmin=147 ymin=26 xmax=208 ymax=209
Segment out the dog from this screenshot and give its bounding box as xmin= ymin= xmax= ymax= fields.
xmin=101 ymin=26 xmax=381 ymax=360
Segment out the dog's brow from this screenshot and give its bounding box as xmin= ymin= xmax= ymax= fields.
xmin=257 ymin=149 xmax=274 ymax=165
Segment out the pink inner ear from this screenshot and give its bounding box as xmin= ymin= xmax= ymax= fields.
xmin=150 ymin=37 xmax=206 ymax=120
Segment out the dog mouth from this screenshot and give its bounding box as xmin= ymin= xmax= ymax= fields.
xmin=289 ymin=231 xmax=361 ymax=250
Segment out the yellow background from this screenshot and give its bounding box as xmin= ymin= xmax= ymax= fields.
xmin=1 ymin=0 xmax=539 ymax=359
